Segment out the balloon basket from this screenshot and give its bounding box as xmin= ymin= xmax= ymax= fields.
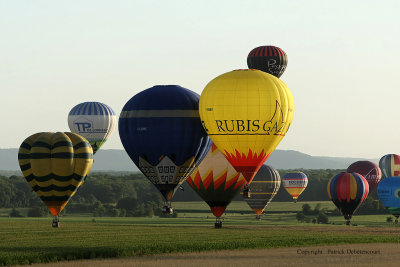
xmin=294 ymin=199 xmax=297 ymax=203
xmin=52 ymin=216 xmax=60 ymax=228
xmin=162 ymin=205 xmax=173 ymax=215
xmin=395 ymin=216 xmax=399 ymax=224
xmin=346 ymin=220 xmax=351 ymax=226
xmin=243 ymin=188 xmax=251 ymax=199
xmin=214 ymin=218 xmax=222 ymax=229
xmin=256 ymin=215 xmax=261 ymax=221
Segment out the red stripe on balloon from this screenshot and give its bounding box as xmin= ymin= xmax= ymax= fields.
xmin=346 ymin=173 xmax=351 ymax=202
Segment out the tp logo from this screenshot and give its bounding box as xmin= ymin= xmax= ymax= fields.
xmin=73 ymin=117 xmax=93 ymax=133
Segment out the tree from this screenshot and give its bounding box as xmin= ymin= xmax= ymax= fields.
xmin=317 ymin=212 xmax=329 ymax=224
xmin=27 ymin=206 xmax=48 ymax=217
xmin=296 ymin=212 xmax=305 ymax=222
xmin=9 ymin=208 xmax=23 ymax=217
xmin=313 ymin=203 xmax=322 ymax=213
xmin=116 ymin=197 xmax=138 ymax=214
xmin=93 ymin=203 xmax=106 ymax=217
xmin=302 ymin=204 xmax=311 ymax=215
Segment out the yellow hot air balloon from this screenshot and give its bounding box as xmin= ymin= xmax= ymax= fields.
xmin=18 ymin=132 xmax=93 ymax=227
xmin=199 ymin=69 xmax=294 ymax=192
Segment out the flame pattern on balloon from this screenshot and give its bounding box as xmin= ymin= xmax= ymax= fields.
xmin=199 ymin=69 xmax=294 ymax=184
xmin=186 ymin=144 xmax=246 ymax=218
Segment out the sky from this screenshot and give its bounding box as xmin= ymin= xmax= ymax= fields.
xmin=1 ymin=0 xmax=399 ymax=158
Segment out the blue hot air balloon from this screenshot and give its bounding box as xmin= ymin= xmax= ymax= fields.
xmin=119 ymin=85 xmax=211 ymax=213
xmin=377 ymin=177 xmax=400 ymax=223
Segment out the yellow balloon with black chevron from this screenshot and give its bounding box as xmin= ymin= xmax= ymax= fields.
xmin=18 ymin=132 xmax=93 ymax=216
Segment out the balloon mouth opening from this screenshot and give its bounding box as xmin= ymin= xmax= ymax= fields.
xmin=210 ymin=206 xmax=227 ymax=218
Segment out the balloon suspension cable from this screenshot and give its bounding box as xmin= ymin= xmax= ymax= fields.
xmin=215 ymin=217 xmax=222 ymax=229
xmin=162 ymin=201 xmax=173 ymax=215
xmin=52 ymin=215 xmax=60 ymax=228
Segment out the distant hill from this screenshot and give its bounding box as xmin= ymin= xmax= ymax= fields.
xmin=0 ymin=148 xmax=377 ymax=174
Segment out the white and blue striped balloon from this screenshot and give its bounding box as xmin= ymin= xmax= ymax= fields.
xmin=68 ymin=102 xmax=116 ymax=153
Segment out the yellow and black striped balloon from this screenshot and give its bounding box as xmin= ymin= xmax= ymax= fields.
xmin=18 ymin=132 xmax=93 ymax=216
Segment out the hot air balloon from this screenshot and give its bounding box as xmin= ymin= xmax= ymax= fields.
xmin=327 ymin=172 xmax=369 ymax=225
xmin=247 ymin=46 xmax=288 ymax=78
xmin=377 ymin=177 xmax=400 ymax=223
xmin=119 ymin=85 xmax=211 ymax=214
xmin=18 ymin=132 xmax=93 ymax=227
xmin=379 ymin=154 xmax=400 ymax=178
xmin=68 ymin=102 xmax=117 ymax=154
xmin=243 ymin=165 xmax=281 ymax=219
xmin=186 ymin=143 xmax=246 ymax=228
xmin=282 ymin=172 xmax=308 ymax=202
xmin=199 ymin=69 xmax=294 ymax=197
xmin=347 ymin=161 xmax=382 ymax=192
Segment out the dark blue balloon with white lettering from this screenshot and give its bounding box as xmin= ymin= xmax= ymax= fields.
xmin=119 ymin=85 xmax=211 ymax=202
xmin=377 ymin=177 xmax=400 ymax=219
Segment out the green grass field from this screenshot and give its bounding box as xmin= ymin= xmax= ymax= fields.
xmin=0 ymin=201 xmax=398 ymax=266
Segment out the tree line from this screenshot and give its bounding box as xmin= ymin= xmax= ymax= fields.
xmin=0 ymin=169 xmax=389 ymax=217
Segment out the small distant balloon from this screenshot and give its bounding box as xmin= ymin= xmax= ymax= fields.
xmin=379 ymin=154 xmax=400 ymax=178
xmin=282 ymin=172 xmax=308 ymax=202
xmin=247 ymin=45 xmax=288 ymax=78
xmin=68 ymin=102 xmax=117 ymax=154
xmin=347 ymin=161 xmax=381 ymax=192
xmin=327 ymin=172 xmax=369 ymax=225
xmin=243 ymin=165 xmax=281 ymax=218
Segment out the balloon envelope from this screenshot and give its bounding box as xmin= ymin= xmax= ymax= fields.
xmin=244 ymin=165 xmax=281 ymax=215
xmin=282 ymin=172 xmax=308 ymax=201
xmin=377 ymin=177 xmax=400 ymax=217
xmin=379 ymin=154 xmax=400 ymax=178
xmin=347 ymin=161 xmax=381 ymax=192
xmin=199 ymin=69 xmax=294 ymax=184
xmin=327 ymin=172 xmax=369 ymax=222
xmin=68 ymin=102 xmax=117 ymax=154
xmin=247 ymin=46 xmax=288 ymax=78
xmin=18 ymin=132 xmax=93 ymax=216
xmin=186 ymin=143 xmax=246 ymax=218
xmin=119 ymin=85 xmax=211 ymax=201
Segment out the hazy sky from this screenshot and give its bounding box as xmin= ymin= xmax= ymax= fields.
xmin=1 ymin=0 xmax=399 ymax=158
